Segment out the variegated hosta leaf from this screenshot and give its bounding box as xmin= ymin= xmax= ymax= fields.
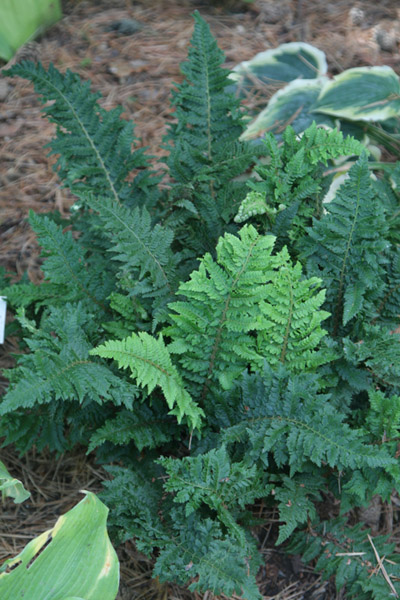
xmin=228 ymin=42 xmax=327 ymax=97
xmin=0 ymin=492 xmax=119 ymax=600
xmin=241 ymin=78 xmax=334 ymax=141
xmin=315 ymin=66 xmax=400 ymax=122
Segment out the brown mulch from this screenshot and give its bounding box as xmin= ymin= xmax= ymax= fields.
xmin=1 ymin=1 xmax=400 ymax=598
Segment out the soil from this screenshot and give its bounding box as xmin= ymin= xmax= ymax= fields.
xmin=1 ymin=1 xmax=400 ymax=598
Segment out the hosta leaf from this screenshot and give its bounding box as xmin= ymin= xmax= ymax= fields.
xmin=315 ymin=66 xmax=400 ymax=121
xmin=241 ymin=78 xmax=333 ymax=140
xmin=0 ymin=492 xmax=119 ymax=600
xmin=229 ymin=42 xmax=327 ymax=97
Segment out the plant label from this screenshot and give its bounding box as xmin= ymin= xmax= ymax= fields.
xmin=0 ymin=297 xmax=6 ymax=344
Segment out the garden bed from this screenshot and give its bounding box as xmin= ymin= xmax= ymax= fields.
xmin=1 ymin=1 xmax=400 ymax=598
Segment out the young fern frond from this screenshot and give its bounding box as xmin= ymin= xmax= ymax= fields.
xmin=90 ymin=332 xmax=203 ymax=429
xmin=257 ymin=252 xmax=332 ymax=372
xmin=166 ymin=224 xmax=331 ymax=402
xmin=235 ymin=123 xmax=365 ymax=243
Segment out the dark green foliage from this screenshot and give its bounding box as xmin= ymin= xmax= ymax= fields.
xmin=288 ymin=518 xmax=400 ymax=599
xmin=299 ymin=154 xmax=388 ymax=334
xmin=3 ymin=11 xmax=400 ymax=600
xmin=163 ymin=11 xmax=260 ymax=253
xmin=2 ymin=59 xmax=158 ymax=209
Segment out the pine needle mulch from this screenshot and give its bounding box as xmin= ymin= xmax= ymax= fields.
xmin=1 ymin=1 xmax=400 ymax=598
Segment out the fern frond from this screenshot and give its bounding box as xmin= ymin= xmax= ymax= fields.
xmin=102 ymin=464 xmax=262 ymax=599
xmin=153 ymin=512 xmax=262 ymax=600
xmin=167 ymin=225 xmax=331 ymax=403
xmin=300 ymin=153 xmax=389 ymax=333
xmin=4 ymin=60 xmax=158 ymax=208
xmin=218 ymin=366 xmax=394 ymax=473
xmin=273 ymin=474 xmax=321 ymax=543
xmin=28 ymin=211 xmax=112 ymax=312
xmin=166 ymin=11 xmax=243 ymax=161
xmin=0 ymin=303 xmax=139 ymax=416
xmin=90 ymin=332 xmax=203 ymax=429
xmin=237 ymin=123 xmax=365 ymax=244
xmin=88 ymin=403 xmax=178 ymax=453
xmin=164 ymin=12 xmax=258 ymax=251
xmin=84 ymin=196 xmax=178 ymax=309
xmin=159 ymin=445 xmax=266 ymax=546
xmin=257 ymin=249 xmax=332 ymax=372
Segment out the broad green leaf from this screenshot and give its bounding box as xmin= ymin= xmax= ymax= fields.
xmin=0 ymin=460 xmax=30 ymax=504
xmin=0 ymin=34 xmax=13 ymax=62
xmin=0 ymin=0 xmax=61 ymax=60
xmin=315 ymin=66 xmax=400 ymax=122
xmin=241 ymin=78 xmax=333 ymax=140
xmin=0 ymin=491 xmax=119 ymax=600
xmin=228 ymin=42 xmax=327 ymax=97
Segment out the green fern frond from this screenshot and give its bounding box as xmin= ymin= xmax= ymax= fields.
xmin=234 ymin=191 xmax=269 ymax=223
xmin=166 ymin=11 xmax=244 ymax=163
xmin=88 ymin=403 xmax=178 ymax=453
xmin=167 ymin=225 xmax=331 ymax=402
xmin=273 ymin=474 xmax=320 ymax=544
xmin=28 ymin=211 xmax=113 ymax=312
xmin=218 ymin=366 xmax=394 ymax=473
xmin=257 ymin=250 xmax=332 ymax=372
xmin=238 ymin=123 xmax=365 ymax=243
xmin=300 ymin=153 xmax=389 ymax=333
xmin=84 ymin=196 xmax=178 ymax=308
xmin=4 ymin=60 xmax=158 ymax=208
xmin=164 ymin=12 xmax=258 ymax=251
xmin=159 ymin=445 xmax=265 ymax=546
xmin=90 ymin=332 xmax=203 ymax=429
xmin=166 ymin=225 xmax=274 ymax=399
xmin=102 ymin=464 xmax=262 ymax=599
xmin=0 ymin=303 xmax=138 ymax=416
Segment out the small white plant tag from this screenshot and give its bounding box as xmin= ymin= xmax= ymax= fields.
xmin=0 ymin=297 xmax=7 ymax=344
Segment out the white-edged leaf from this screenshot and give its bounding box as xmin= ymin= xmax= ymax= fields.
xmin=229 ymin=42 xmax=327 ymax=97
xmin=241 ymin=77 xmax=333 ymax=140
xmin=315 ymin=66 xmax=400 ymax=121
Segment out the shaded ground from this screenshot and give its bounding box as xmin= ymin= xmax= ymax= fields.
xmin=1 ymin=1 xmax=400 ymax=598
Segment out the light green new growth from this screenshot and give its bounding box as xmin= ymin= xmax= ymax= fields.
xmin=166 ymin=224 xmax=331 ymax=400
xmin=234 ymin=191 xmax=269 ymax=223
xmin=91 ymin=332 xmax=203 ymax=429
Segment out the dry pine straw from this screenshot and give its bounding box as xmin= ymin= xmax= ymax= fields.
xmin=1 ymin=1 xmax=400 ymax=598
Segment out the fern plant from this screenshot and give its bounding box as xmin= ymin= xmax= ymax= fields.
xmin=2 ymin=11 xmax=400 ymax=600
